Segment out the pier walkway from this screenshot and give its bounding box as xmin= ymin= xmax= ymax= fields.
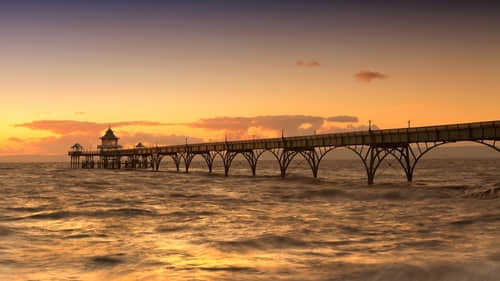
xmin=69 ymin=120 xmax=499 ymax=184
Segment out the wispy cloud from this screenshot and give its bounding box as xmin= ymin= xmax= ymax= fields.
xmin=354 ymin=70 xmax=388 ymax=82
xmin=188 ymin=115 xmax=360 ymax=138
xmin=188 ymin=115 xmax=323 ymax=137
xmin=318 ymin=124 xmax=380 ymax=134
xmin=4 ymin=132 xmax=201 ymax=155
xmin=326 ymin=115 xmax=359 ymax=123
xmin=13 ymin=120 xmax=172 ymax=136
xmin=7 ymin=137 xmax=24 ymax=143
xmin=296 ymin=60 xmax=320 ymax=67
xmin=6 ymin=115 xmax=367 ymax=155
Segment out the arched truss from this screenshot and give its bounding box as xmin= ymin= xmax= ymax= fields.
xmin=299 ymin=146 xmax=337 ymax=178
xmin=168 ymin=153 xmax=182 ymax=172
xmin=241 ymin=149 xmax=266 ymax=176
xmin=200 ymin=151 xmax=218 ymax=174
xmin=385 ymin=141 xmax=448 ymax=182
xmin=195 ymin=149 xmax=268 ymax=177
xmin=170 ymin=151 xmax=240 ymax=175
xmin=347 ymin=140 xmax=499 ymax=184
xmin=153 ymin=153 xmax=181 ymax=172
xmin=269 ymin=148 xmax=299 ymax=177
xmin=346 ymin=145 xmax=394 ymax=185
xmin=393 ymin=140 xmax=498 ymax=182
xmin=181 ymin=153 xmax=196 ymax=173
xmin=215 ymin=151 xmax=239 ymax=176
xmin=148 ymin=140 xmax=498 ymax=181
xmin=248 ymin=146 xmax=338 ymax=178
xmin=475 ymin=140 xmax=499 ymax=152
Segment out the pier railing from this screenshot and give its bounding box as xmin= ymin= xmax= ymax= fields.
xmin=69 ymin=120 xmax=499 ymax=184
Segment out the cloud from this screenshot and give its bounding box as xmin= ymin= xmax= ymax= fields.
xmin=296 ymin=60 xmax=320 ymax=67
xmin=318 ymin=124 xmax=380 ymax=134
xmin=4 ymin=132 xmax=201 ymax=155
xmin=189 ymin=115 xmax=326 ymax=137
xmin=354 ymin=70 xmax=388 ymax=82
xmin=326 ymin=115 xmax=359 ymax=123
xmin=118 ymin=132 xmax=203 ymax=147
xmin=5 ymin=115 xmax=364 ymax=155
xmin=188 ymin=115 xmax=360 ymax=138
xmin=13 ymin=120 xmax=172 ymax=136
xmin=74 ymin=112 xmax=86 ymax=115
xmin=8 ymin=137 xmax=24 ymax=143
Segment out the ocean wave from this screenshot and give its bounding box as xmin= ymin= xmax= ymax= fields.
xmin=199 ymin=266 xmax=258 ymax=273
xmin=167 ymin=211 xmax=217 ymax=217
xmin=155 ymin=224 xmax=191 ymax=233
xmin=464 ymin=186 xmax=500 ymax=199
xmin=298 ymin=188 xmax=349 ymax=199
xmin=88 ymin=255 xmax=125 ymax=268
xmin=343 ymin=262 xmax=500 ymax=281
xmin=24 ymin=208 xmax=157 ymax=220
xmin=5 ymin=206 xmax=47 ymax=213
xmin=0 ymin=226 xmax=13 ymax=236
xmin=450 ymin=213 xmax=500 ymax=227
xmin=212 ymin=234 xmax=368 ymax=253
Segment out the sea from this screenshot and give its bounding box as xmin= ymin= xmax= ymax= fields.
xmin=0 ymin=157 xmax=499 ymax=281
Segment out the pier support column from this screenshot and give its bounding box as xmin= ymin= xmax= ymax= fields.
xmin=386 ymin=142 xmax=447 ymax=183
xmin=183 ymin=153 xmax=195 ymax=173
xmin=218 ymin=151 xmax=238 ymax=176
xmin=150 ymin=153 xmax=162 ymax=171
xmin=270 ymin=149 xmax=298 ymax=178
xmin=347 ymin=145 xmax=391 ymax=185
xmin=401 ymin=145 xmax=413 ymax=182
xmin=201 ymin=151 xmax=217 ymax=174
xmin=300 ymin=146 xmax=336 ymax=178
xmin=170 ymin=154 xmax=181 ymax=172
xmin=366 ymin=147 xmax=376 ymax=185
xmin=70 ymin=156 xmax=78 ymax=168
xmin=241 ymin=149 xmax=265 ymax=176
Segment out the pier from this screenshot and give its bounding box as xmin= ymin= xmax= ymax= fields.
xmin=69 ymin=120 xmax=499 ymax=184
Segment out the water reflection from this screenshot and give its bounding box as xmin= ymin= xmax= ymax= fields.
xmin=0 ymin=159 xmax=499 ymax=280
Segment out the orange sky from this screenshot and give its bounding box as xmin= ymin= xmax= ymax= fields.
xmin=0 ymin=1 xmax=499 ymax=155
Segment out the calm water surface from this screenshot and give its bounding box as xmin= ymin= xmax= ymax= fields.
xmin=0 ymin=158 xmax=499 ymax=281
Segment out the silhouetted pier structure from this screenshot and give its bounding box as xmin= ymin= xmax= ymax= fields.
xmin=69 ymin=121 xmax=499 ymax=184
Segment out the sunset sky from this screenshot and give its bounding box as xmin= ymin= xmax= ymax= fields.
xmin=1 ymin=1 xmax=499 ymax=155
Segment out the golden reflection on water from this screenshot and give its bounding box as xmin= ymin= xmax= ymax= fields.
xmin=1 ymin=160 xmax=500 ymax=280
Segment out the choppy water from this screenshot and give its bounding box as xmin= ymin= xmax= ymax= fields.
xmin=0 ymin=158 xmax=499 ymax=281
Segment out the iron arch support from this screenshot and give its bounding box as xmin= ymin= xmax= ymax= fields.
xmin=387 ymin=140 xmax=498 ymax=183
xmin=299 ymin=146 xmax=336 ymax=178
xmin=269 ymin=149 xmax=299 ymax=178
xmin=201 ymin=151 xmax=218 ymax=174
xmin=474 ymin=140 xmax=499 ymax=152
xmin=182 ymin=153 xmax=196 ymax=173
xmin=241 ymin=149 xmax=266 ymax=176
xmin=216 ymin=151 xmax=239 ymax=176
xmin=386 ymin=141 xmax=448 ymax=183
xmin=346 ymin=145 xmax=392 ymax=185
xmin=169 ymin=153 xmax=182 ymax=173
